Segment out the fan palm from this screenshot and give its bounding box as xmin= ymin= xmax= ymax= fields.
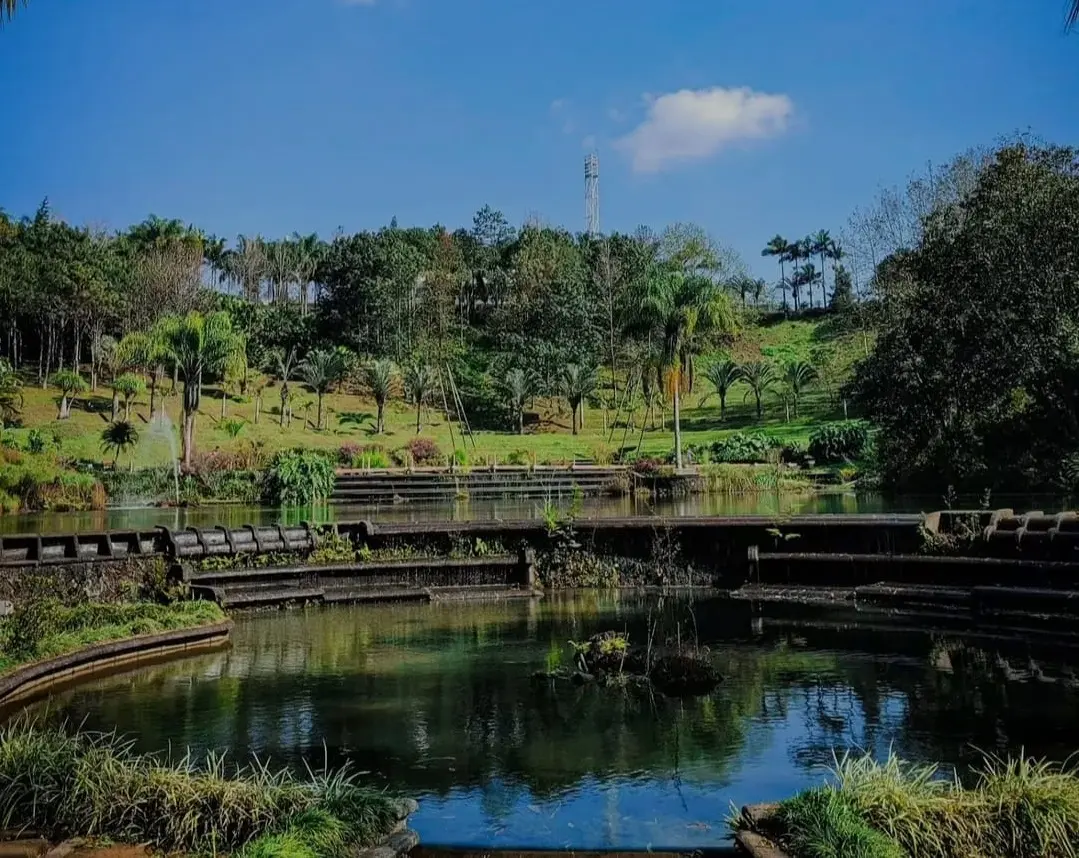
xmin=782 ymin=360 xmax=819 ymax=419
xmin=629 ymin=268 xmax=736 ymax=468
xmin=403 ymin=362 xmax=437 ymax=433
xmin=101 ymin=420 xmax=140 ymax=471
xmin=298 ymin=347 xmax=350 ymax=430
xmin=0 ymin=359 xmax=23 ymax=430
xmin=702 ymin=360 xmax=743 ymax=421
xmin=158 ymin=311 xmax=243 ymax=468
xmin=363 ymin=359 xmax=395 ymax=434
xmin=560 ymin=364 xmax=598 ymax=435
xmin=502 ymin=367 xmax=534 ymax=435
xmin=739 ymin=361 xmax=778 ymax=420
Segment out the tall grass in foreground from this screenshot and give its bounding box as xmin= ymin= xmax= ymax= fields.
xmin=739 ymin=750 xmax=1079 ymax=858
xmin=0 ymin=721 xmax=397 ymax=856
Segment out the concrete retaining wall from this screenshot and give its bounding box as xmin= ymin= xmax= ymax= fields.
xmin=0 ymin=620 xmax=233 ymax=710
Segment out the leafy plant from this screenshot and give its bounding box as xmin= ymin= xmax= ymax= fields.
xmin=738 ymin=361 xmax=777 ymax=420
xmin=808 ymin=420 xmax=869 ymax=464
xmin=560 ymin=363 xmax=598 ymax=435
xmin=702 ymin=359 xmax=742 ymax=420
xmin=362 ymin=359 xmax=395 ymax=434
xmin=298 ymin=347 xmax=351 ymax=430
xmin=112 ymin=372 xmax=145 ymax=420
xmin=711 ymin=432 xmax=775 ymax=464
xmin=0 ymin=359 xmax=24 ymax=430
xmin=265 ymin=449 xmax=336 ymax=505
xmin=219 ymin=418 xmax=246 ymax=439
xmin=402 ymin=361 xmax=437 ymax=434
xmin=397 ymin=437 xmax=442 ymax=467
xmin=51 ymin=370 xmax=87 ymax=419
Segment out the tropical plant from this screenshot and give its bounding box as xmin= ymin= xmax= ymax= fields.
xmin=400 ymin=362 xmax=435 ymax=434
xmin=219 ymin=418 xmax=246 ymax=439
xmin=809 ymin=421 xmax=870 ymax=464
xmin=51 ymin=370 xmax=87 ymax=420
xmin=782 ymin=360 xmax=819 ymax=419
xmin=265 ymin=449 xmax=336 ymax=505
xmin=810 ymin=229 xmax=832 ymax=306
xmin=268 ymin=347 xmax=301 ymax=429
xmin=629 ymin=268 xmax=736 ymax=467
xmin=100 ymin=420 xmax=140 ymax=470
xmin=761 ymin=235 xmax=790 ymax=311
xmin=363 ymin=359 xmax=395 ymax=434
xmin=702 ymin=360 xmax=742 ymax=421
xmin=501 ymin=367 xmax=533 ymax=435
xmin=158 ymin=311 xmax=243 ymax=468
xmin=298 ymin=347 xmax=350 ymax=430
xmin=739 ymin=361 xmax=778 ymax=420
xmin=117 ymin=329 xmax=169 ymax=420
xmin=111 ymin=373 xmax=144 ymax=421
xmin=559 ymin=363 xmax=598 ymax=435
xmin=0 ymin=360 xmax=23 ymax=430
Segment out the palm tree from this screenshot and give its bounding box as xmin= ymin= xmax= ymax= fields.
xmin=52 ymin=370 xmax=87 ymax=420
xmin=702 ymin=360 xmax=742 ymax=421
xmin=739 ymin=361 xmax=778 ymax=420
xmin=796 ymin=263 xmax=821 ymax=310
xmin=158 ymin=311 xmax=242 ymax=468
xmin=269 ymin=347 xmax=301 ymax=429
xmin=560 ymin=363 xmax=598 ymax=435
xmin=0 ymin=359 xmax=23 ymax=430
xmin=363 ymin=359 xmax=395 ymax=434
xmin=117 ymin=329 xmax=169 ymax=419
xmin=100 ymin=420 xmax=140 ymax=471
xmin=761 ymin=235 xmax=789 ymax=311
xmin=403 ymin=362 xmax=437 ymax=433
xmin=298 ymin=347 xmax=349 ymax=430
xmin=828 ymin=241 xmax=846 ymax=297
xmin=112 ymin=373 xmax=145 ymax=421
xmin=502 ymin=367 xmax=533 ymax=435
xmin=810 ymin=230 xmax=832 ymax=306
xmin=630 ymin=269 xmax=737 ymax=468
xmin=784 ymin=240 xmax=805 ymax=311
xmin=782 ymin=360 xmax=819 ymax=419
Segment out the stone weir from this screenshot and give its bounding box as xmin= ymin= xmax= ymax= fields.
xmin=6 ymin=510 xmax=1079 ymax=617
xmin=332 ymin=464 xmax=632 ymax=503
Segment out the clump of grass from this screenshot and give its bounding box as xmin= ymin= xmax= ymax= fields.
xmin=0 ymin=600 xmax=225 ymax=669
xmin=770 ymin=750 xmax=1079 ymax=858
xmin=780 ymin=787 xmax=904 ymax=858
xmin=0 ymin=721 xmax=398 ymax=856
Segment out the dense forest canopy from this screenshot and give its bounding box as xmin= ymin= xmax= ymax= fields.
xmin=2 ymin=138 xmax=1079 ymax=493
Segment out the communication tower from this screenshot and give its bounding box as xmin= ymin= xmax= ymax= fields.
xmin=584 ymin=153 xmax=600 ymax=236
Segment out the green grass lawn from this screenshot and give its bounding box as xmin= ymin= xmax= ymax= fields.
xmin=6 ymin=318 xmax=863 ymax=467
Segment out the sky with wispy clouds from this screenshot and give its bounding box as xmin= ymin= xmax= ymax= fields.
xmin=2 ymin=0 xmax=1077 ymax=276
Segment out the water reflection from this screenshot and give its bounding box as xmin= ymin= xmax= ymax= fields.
xmin=25 ymin=594 xmax=1079 ymax=850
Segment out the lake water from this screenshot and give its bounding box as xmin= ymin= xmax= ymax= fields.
xmin=24 ymin=593 xmax=1079 ymax=850
xmin=0 ymin=490 xmax=993 ymax=535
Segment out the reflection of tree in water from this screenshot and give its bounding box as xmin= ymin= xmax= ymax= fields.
xmin=28 ymin=595 xmax=1079 ymax=823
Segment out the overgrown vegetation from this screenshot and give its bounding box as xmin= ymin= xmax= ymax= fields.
xmin=0 ymin=721 xmax=399 ymax=856
xmin=0 ymin=599 xmax=224 ymax=672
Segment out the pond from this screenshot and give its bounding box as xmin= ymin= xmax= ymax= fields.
xmin=24 ymin=593 xmax=1079 ymax=850
xmin=0 ymin=489 xmax=1044 ymax=535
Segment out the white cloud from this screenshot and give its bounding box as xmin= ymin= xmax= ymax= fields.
xmin=549 ymin=98 xmax=568 ymax=114
xmin=615 ymin=86 xmax=793 ymax=173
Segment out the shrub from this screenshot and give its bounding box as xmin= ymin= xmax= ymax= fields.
xmin=808 ymin=420 xmax=869 ymax=464
xmin=395 ymin=437 xmax=443 ymax=467
xmin=451 ymin=448 xmax=469 ymax=468
xmin=342 ymin=444 xmax=389 ymax=469
xmin=631 ymin=457 xmax=665 ymax=476
xmin=24 ymin=429 xmax=57 ymax=455
xmin=506 ymin=449 xmax=534 ymax=467
xmin=780 ymin=442 xmax=812 ymax=467
xmin=337 ymin=442 xmax=362 ymax=466
xmin=265 ymin=449 xmax=336 ymax=505
xmin=711 ymin=432 xmax=775 ymax=464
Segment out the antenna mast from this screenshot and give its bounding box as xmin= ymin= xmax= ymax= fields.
xmin=584 ymin=153 xmax=600 ymax=236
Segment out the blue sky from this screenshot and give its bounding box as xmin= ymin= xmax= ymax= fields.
xmin=2 ymin=0 xmax=1077 ymax=277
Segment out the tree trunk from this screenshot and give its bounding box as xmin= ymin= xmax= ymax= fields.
xmin=111 ymin=390 xmax=120 ymax=421
xmin=149 ymin=372 xmax=158 ymax=420
xmin=182 ymin=412 xmax=195 ymax=469
xmin=518 ymin=409 xmax=524 ymax=435
xmin=571 ymin=403 xmax=578 ymax=435
xmin=124 ymin=399 xmax=132 ymax=421
xmin=280 ymin=386 xmax=288 ymax=427
xmin=254 ymin=394 xmax=261 ymax=424
xmin=221 ymin=391 xmax=226 ymax=419
xmin=317 ymin=394 xmax=324 ymax=431
xmin=416 ymin=403 xmax=421 ymax=433
xmin=673 ymin=386 xmax=683 ymax=470
xmin=719 ymin=393 xmax=726 ymax=421
xmin=377 ymin=402 xmax=385 ymax=434
xmin=755 ymin=392 xmax=763 ymax=419
xmin=57 ymin=394 xmax=68 ymax=420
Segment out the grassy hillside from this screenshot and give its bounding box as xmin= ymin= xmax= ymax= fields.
xmin=6 ymin=317 xmax=866 ymax=468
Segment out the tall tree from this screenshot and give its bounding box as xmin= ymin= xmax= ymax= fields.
xmin=629 ymin=269 xmax=736 ymax=468
xmin=739 ymin=361 xmax=778 ymax=420
xmin=560 ymin=363 xmax=597 ymax=435
xmin=269 ymin=347 xmax=301 ymax=429
xmin=810 ymin=230 xmax=832 ymax=306
xmin=761 ymin=235 xmax=789 ymax=311
xmin=363 ymin=359 xmax=395 ymax=434
xmin=159 ymin=311 xmax=242 ymax=468
xmin=703 ymin=360 xmax=742 ymax=421
xmin=501 ymin=367 xmax=533 ymax=435
xmin=403 ymin=361 xmax=437 ymax=433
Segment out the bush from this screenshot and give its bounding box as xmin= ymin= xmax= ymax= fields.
xmin=808 ymin=420 xmax=870 ymax=464
xmin=451 ymin=448 xmax=468 ymax=468
xmin=505 ymin=449 xmax=534 ymax=467
xmin=395 ymin=437 xmax=443 ymax=467
xmin=337 ymin=442 xmax=362 ymax=466
xmin=631 ymin=457 xmax=665 ymax=476
xmin=0 ymin=448 xmax=104 ymax=513
xmin=265 ymin=449 xmax=336 ymax=505
xmin=780 ymin=442 xmax=812 ymax=467
xmin=711 ymin=432 xmax=775 ymax=464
